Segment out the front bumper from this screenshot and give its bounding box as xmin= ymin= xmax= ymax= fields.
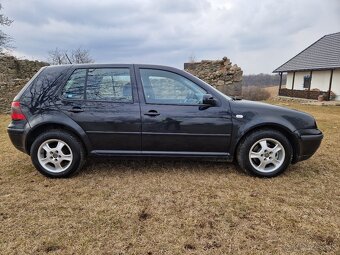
xmin=294 ymin=129 xmax=323 ymax=162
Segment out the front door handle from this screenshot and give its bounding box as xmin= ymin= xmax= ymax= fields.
xmin=144 ymin=110 xmax=160 ymax=117
xmin=68 ymin=106 xmax=84 ymax=113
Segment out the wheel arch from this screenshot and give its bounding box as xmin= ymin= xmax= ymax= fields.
xmin=25 ymin=114 xmax=91 ymax=155
xmin=233 ymin=123 xmax=300 ymax=163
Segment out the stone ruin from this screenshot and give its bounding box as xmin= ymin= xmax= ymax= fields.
xmin=0 ymin=55 xmax=49 ymax=113
xmin=184 ymin=57 xmax=243 ymax=96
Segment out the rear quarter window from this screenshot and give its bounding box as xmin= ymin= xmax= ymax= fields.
xmin=21 ymin=66 xmax=70 ymax=110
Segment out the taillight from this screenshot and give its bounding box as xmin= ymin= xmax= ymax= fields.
xmin=11 ymin=101 xmax=26 ymax=121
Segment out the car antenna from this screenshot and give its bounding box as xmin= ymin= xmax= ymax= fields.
xmin=65 ymin=53 xmax=72 ymax=64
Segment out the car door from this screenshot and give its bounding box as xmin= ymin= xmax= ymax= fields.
xmin=58 ymin=65 xmax=141 ymax=153
xmin=135 ymin=66 xmax=233 ymax=156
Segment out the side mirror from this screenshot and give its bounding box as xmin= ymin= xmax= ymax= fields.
xmin=202 ymin=94 xmax=217 ymax=106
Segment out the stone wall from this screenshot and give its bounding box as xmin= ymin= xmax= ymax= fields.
xmin=184 ymin=57 xmax=243 ymax=96
xmin=279 ymin=88 xmax=335 ymax=100
xmin=0 ymin=55 xmax=49 ymax=113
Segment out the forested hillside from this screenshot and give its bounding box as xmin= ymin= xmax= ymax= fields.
xmin=243 ymin=73 xmax=286 ymax=87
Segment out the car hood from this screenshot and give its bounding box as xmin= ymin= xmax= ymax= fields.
xmin=229 ymin=100 xmax=316 ymax=131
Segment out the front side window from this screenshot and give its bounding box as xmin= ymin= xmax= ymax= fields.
xmin=140 ymin=69 xmax=206 ymax=105
xmin=86 ymin=68 xmax=132 ymax=102
xmin=62 ymin=69 xmax=86 ymax=99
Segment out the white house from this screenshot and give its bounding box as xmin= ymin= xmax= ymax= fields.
xmin=273 ymin=32 xmax=340 ymax=101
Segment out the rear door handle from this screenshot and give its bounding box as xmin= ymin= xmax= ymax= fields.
xmin=67 ymin=107 xmax=84 ymax=113
xmin=144 ymin=110 xmax=160 ymax=117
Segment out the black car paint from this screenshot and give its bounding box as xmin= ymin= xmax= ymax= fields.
xmin=134 ymin=65 xmax=233 ymax=155
xmin=7 ymin=64 xmax=323 ymax=163
xmin=228 ymin=100 xmax=320 ymax=163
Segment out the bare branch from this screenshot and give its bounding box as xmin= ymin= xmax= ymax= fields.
xmin=71 ymin=47 xmax=94 ymax=64
xmin=0 ymin=3 xmax=14 ymax=52
xmin=47 ymin=47 xmax=94 ymax=65
xmin=188 ymin=53 xmax=197 ymax=63
xmin=47 ymin=47 xmax=68 ymax=65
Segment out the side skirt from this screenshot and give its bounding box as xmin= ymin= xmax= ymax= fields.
xmin=90 ymin=150 xmax=233 ymax=161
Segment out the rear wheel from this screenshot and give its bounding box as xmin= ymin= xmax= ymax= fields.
xmin=237 ymin=129 xmax=293 ymax=177
xmin=30 ymin=130 xmax=85 ymax=178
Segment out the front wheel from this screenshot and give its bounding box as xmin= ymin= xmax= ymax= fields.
xmin=236 ymin=129 xmax=293 ymax=177
xmin=30 ymin=130 xmax=85 ymax=178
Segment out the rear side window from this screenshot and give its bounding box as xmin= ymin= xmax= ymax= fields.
xmin=86 ymin=68 xmax=132 ymax=102
xmin=62 ymin=69 xmax=86 ymax=99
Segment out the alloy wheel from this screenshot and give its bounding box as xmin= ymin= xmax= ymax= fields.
xmin=248 ymin=138 xmax=285 ymax=173
xmin=37 ymin=139 xmax=73 ymax=173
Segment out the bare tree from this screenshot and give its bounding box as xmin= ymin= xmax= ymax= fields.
xmin=48 ymin=47 xmax=67 ymax=65
xmin=71 ymin=47 xmax=94 ymax=64
xmin=188 ymin=53 xmax=197 ymax=63
xmin=48 ymin=47 xmax=94 ymax=65
xmin=0 ymin=3 xmax=13 ymax=52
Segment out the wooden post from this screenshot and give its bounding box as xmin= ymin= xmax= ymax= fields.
xmin=291 ymin=72 xmax=295 ymax=91
xmin=328 ymin=69 xmax=334 ymax=101
xmin=279 ymin=72 xmax=283 ymax=95
xmin=308 ymin=70 xmax=313 ymax=99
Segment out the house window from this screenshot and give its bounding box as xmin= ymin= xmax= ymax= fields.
xmin=303 ymin=75 xmax=311 ymax=89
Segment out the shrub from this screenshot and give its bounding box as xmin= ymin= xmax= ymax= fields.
xmin=322 ymin=91 xmax=336 ymax=100
xmin=242 ymin=86 xmax=271 ymax=101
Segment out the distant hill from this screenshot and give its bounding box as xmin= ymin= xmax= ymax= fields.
xmin=242 ymin=73 xmax=286 ymax=87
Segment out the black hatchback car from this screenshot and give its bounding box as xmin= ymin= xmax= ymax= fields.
xmin=8 ymin=64 xmax=323 ymax=178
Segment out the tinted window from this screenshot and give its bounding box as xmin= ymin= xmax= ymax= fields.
xmin=62 ymin=69 xmax=86 ymax=99
xmin=140 ymin=69 xmax=206 ymax=105
xmin=86 ymin=68 xmax=132 ymax=102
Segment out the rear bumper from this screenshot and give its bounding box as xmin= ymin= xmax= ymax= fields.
xmin=294 ymin=129 xmax=323 ymax=162
xmin=7 ymin=127 xmax=26 ymax=153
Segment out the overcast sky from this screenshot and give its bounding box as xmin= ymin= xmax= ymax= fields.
xmin=1 ymin=0 xmax=340 ymax=74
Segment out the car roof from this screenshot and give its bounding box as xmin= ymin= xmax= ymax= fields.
xmin=44 ymin=64 xmax=185 ymax=75
xmin=46 ymin=63 xmax=173 ymax=69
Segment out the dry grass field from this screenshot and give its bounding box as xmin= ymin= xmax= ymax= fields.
xmin=0 ymin=102 xmax=339 ymax=254
xmin=264 ymin=86 xmax=279 ymax=98
xmin=242 ymin=85 xmax=278 ymax=101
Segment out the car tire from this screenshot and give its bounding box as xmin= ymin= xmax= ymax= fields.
xmin=236 ymin=129 xmax=293 ymax=177
xmin=30 ymin=129 xmax=85 ymax=178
